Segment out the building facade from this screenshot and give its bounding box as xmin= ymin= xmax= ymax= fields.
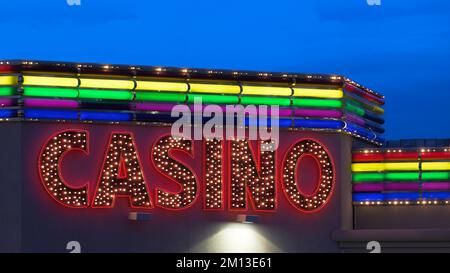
xmin=0 ymin=60 xmax=447 ymax=253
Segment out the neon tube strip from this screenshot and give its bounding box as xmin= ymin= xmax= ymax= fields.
xmin=22 ymin=76 xmax=78 ymax=88
xmin=240 ymin=96 xmax=291 ymax=106
xmin=242 ymin=85 xmax=292 ymax=96
xmin=352 ymin=162 xmax=450 ymax=172
xmin=0 ymin=76 xmax=18 ymax=86
xmin=244 ymin=118 xmax=292 ymax=128
xmin=0 ymin=86 xmax=16 ymax=96
xmin=24 ymin=98 xmax=78 ymax=108
xmin=352 ymin=172 xmax=421 ymax=182
xmin=294 ymin=109 xmax=342 ymax=118
xmin=422 ymin=152 xmax=450 ymax=160
xmin=345 ymin=115 xmax=384 ymax=133
xmin=135 ymin=113 xmax=179 ymax=123
xmin=190 ymin=83 xmax=240 ymax=94
xmin=344 ymin=122 xmax=383 ymax=143
xmin=134 ymin=102 xmax=180 ymax=112
xmin=0 ymin=109 xmax=16 ymax=118
xmin=78 ymin=89 xmax=133 ymax=100
xmin=352 ymin=179 xmax=450 ymax=193
xmin=292 ymin=87 xmax=343 ymax=99
xmin=23 ymin=87 xmax=78 ymax=98
xmin=422 ymin=182 xmax=450 ymax=191
xmin=345 ymin=95 xmax=384 ymax=115
xmin=353 ymin=192 xmax=421 ymax=202
xmin=422 ymin=162 xmax=450 ymax=171
xmin=136 ymin=81 xmax=188 ymax=92
xmin=352 ymin=172 xmax=450 ymax=182
xmin=344 ymin=83 xmax=384 ymax=105
xmin=352 ymin=152 xmax=420 ymax=162
xmin=352 ymin=162 xmax=420 ymax=172
xmin=0 ymin=98 xmax=15 ymax=107
xmin=135 ymin=91 xmax=186 ymax=102
xmin=294 ymin=119 xmax=344 ymax=129
xmin=292 ymin=98 xmax=342 ymax=108
xmin=353 ymin=183 xmax=420 ymax=192
xmin=24 ymin=109 xmax=78 ymax=120
xmin=80 ymin=111 xmax=133 ymax=121
xmin=79 ymin=78 xmax=134 ymax=90
xmin=187 ymin=94 xmax=239 ymax=104
xmin=345 ymin=113 xmax=365 ymax=126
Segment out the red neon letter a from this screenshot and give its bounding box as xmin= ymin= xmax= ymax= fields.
xmin=92 ymin=132 xmax=152 ymax=208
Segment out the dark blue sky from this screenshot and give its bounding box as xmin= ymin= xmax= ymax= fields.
xmin=2 ymin=0 xmax=450 ymax=140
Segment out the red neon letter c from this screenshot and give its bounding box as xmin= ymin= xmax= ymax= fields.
xmin=38 ymin=130 xmax=89 ymax=208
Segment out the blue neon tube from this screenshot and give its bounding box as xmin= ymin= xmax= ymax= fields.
xmin=24 ymin=109 xmax=78 ymax=120
xmin=80 ymin=111 xmax=133 ymax=121
xmin=294 ymin=119 xmax=344 ymax=129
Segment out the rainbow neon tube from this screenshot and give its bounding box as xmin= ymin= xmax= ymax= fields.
xmin=294 ymin=109 xmax=342 ymax=118
xmin=24 ymin=109 xmax=78 ymax=120
xmin=80 ymin=111 xmax=133 ymax=121
xmin=352 ymin=172 xmax=450 ymax=182
xmin=353 ymin=182 xmax=420 ymax=192
xmin=0 ymin=98 xmax=15 ymax=107
xmin=24 ymin=98 xmax=79 ymax=108
xmin=344 ymin=83 xmax=384 ymax=105
xmin=352 ymin=151 xmax=420 ymax=162
xmin=0 ymin=86 xmax=16 ymax=96
xmin=0 ymin=109 xmax=16 ymax=118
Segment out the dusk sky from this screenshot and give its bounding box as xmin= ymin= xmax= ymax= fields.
xmin=1 ymin=0 xmax=450 ymax=140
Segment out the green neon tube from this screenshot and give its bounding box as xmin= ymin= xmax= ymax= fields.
xmin=422 ymin=172 xmax=450 ymax=180
xmin=188 ymin=94 xmax=239 ymax=104
xmin=78 ymin=89 xmax=133 ymax=100
xmin=135 ymin=91 xmax=186 ymax=102
xmin=345 ymin=102 xmax=365 ymax=116
xmin=292 ymin=98 xmax=342 ymax=108
xmin=23 ymin=87 xmax=78 ymax=98
xmin=0 ymin=87 xmax=16 ymax=96
xmin=352 ymin=172 xmax=420 ymax=182
xmin=240 ymin=96 xmax=291 ymax=106
xmin=346 ymin=97 xmax=384 ymax=115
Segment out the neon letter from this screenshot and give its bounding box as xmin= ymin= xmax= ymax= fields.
xmin=152 ymin=136 xmax=198 ymax=210
xmin=92 ymin=132 xmax=152 ymax=208
xmin=230 ymin=139 xmax=276 ymax=210
xmin=281 ymin=139 xmax=334 ymax=212
xmin=39 ymin=130 xmax=89 ymax=208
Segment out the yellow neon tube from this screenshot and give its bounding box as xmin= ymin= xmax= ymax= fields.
xmin=242 ymin=85 xmax=292 ymax=96
xmin=422 ymin=162 xmax=450 ymax=171
xmin=135 ymin=81 xmax=188 ymax=92
xmin=0 ymin=76 xmax=18 ymax=86
xmin=79 ymin=78 xmax=134 ymax=90
xmin=352 ymin=162 xmax=420 ymax=172
xmin=293 ymin=88 xmax=343 ymax=99
xmin=22 ymin=76 xmax=78 ymax=88
xmin=189 ymin=83 xmax=240 ymax=94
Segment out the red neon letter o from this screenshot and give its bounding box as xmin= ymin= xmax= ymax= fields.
xmin=281 ymin=139 xmax=335 ymax=212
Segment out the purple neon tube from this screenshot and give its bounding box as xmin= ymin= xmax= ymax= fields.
xmin=294 ymin=109 xmax=342 ymax=118
xmin=353 ymin=183 xmax=420 ymax=192
xmin=24 ymin=98 xmax=78 ymax=108
xmin=345 ymin=113 xmax=365 ymax=126
xmin=0 ymin=98 xmax=15 ymax=107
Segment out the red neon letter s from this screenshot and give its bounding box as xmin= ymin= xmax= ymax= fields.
xmin=152 ymin=136 xmax=198 ymax=210
xmin=38 ymin=130 xmax=89 ymax=208
xmin=281 ymin=139 xmax=335 ymax=212
xmin=92 ymin=132 xmax=152 ymax=208
xmin=230 ymin=139 xmax=276 ymax=211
